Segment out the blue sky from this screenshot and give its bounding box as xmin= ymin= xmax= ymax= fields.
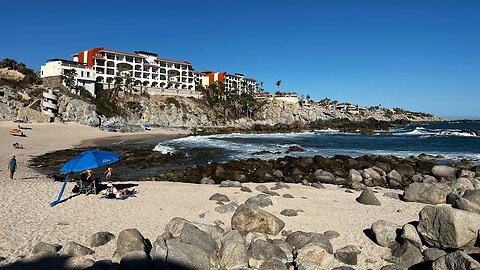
xmin=1 ymin=0 xmax=479 ymax=119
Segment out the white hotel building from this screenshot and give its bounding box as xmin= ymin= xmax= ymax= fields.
xmin=40 ymin=47 xmax=257 ymax=96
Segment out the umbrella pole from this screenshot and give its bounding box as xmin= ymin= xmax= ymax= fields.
xmin=50 ymin=171 xmax=71 ymax=207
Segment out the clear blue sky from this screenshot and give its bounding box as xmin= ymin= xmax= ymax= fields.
xmin=1 ymin=0 xmax=479 ymax=119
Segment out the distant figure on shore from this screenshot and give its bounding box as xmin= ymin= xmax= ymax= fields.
xmin=105 ymin=167 xmax=113 ymax=180
xmin=8 ymin=156 xmax=17 ymax=180
xmin=105 ymin=182 xmax=118 ymax=198
xmin=83 ymin=169 xmax=93 ymax=181
xmin=13 ymin=142 xmax=24 ymax=149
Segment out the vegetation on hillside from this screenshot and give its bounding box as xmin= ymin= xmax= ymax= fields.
xmin=197 ymin=82 xmax=264 ymax=121
xmin=0 ymin=58 xmax=42 ymax=86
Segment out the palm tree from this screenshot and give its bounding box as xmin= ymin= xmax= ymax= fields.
xmin=106 ymin=77 xmax=114 ymax=97
xmin=124 ymin=74 xmax=133 ymax=95
xmin=276 ymin=80 xmax=281 ymax=92
xmin=142 ymin=81 xmax=149 ymax=95
xmin=62 ymin=69 xmax=77 ymax=92
xmin=114 ymin=76 xmax=123 ymax=97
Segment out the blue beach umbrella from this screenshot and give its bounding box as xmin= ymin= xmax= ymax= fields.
xmin=50 ymin=150 xmax=121 ymax=206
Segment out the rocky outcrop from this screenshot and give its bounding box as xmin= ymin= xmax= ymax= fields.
xmin=56 ymin=95 xmax=100 ymax=126
xmin=231 ymin=205 xmax=285 ymax=236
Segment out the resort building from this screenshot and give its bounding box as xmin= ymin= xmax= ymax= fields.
xmin=200 ymin=71 xmax=257 ymax=93
xmin=40 ymin=59 xmax=96 ymax=96
xmin=40 ymin=47 xmax=258 ymax=97
xmin=73 ymin=47 xmax=195 ymax=92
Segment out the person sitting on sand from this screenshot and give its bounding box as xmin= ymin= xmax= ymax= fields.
xmin=115 ymin=188 xmax=136 ymax=199
xmin=83 ymin=169 xmax=93 ymax=182
xmin=105 ymin=182 xmax=118 ymax=198
xmin=105 ymin=167 xmax=113 ymax=180
xmin=13 ymin=142 xmax=24 ymax=149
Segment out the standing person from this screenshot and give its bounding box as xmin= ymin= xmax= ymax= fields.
xmin=105 ymin=167 xmax=113 ymax=180
xmin=8 ymin=156 xmax=17 ymax=180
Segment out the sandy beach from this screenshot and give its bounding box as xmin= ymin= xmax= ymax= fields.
xmin=0 ymin=122 xmax=428 ymax=269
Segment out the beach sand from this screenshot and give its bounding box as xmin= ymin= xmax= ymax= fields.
xmin=0 ymin=122 xmax=427 ymax=269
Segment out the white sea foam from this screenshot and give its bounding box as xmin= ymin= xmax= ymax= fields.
xmin=153 ymin=145 xmax=176 ymax=154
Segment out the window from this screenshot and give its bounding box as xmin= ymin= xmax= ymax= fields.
xmin=81 ymin=71 xmax=84 ymax=77
xmin=87 ymin=72 xmax=90 ymax=77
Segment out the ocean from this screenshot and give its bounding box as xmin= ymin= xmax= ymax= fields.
xmin=153 ymin=122 xmax=480 ymax=164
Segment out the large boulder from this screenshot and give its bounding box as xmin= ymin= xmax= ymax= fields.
xmin=32 ymin=242 xmax=61 ymax=258
xmin=432 ymin=165 xmax=457 ymax=181
xmin=258 ymin=259 xmax=288 ymax=270
xmin=295 ymin=242 xmax=334 ymax=270
xmin=247 ymin=239 xmax=287 ymax=268
xmin=219 ymin=240 xmax=248 ymax=269
xmin=456 ymin=190 xmax=480 ymax=214
xmin=356 ymin=188 xmax=381 ymax=206
xmin=285 ymin=231 xmax=333 ymax=254
xmin=400 ymin=224 xmax=422 ymax=249
xmin=313 ymin=170 xmax=336 ymax=184
xmin=334 ymin=245 xmax=361 ymax=265
xmin=166 ymin=238 xmax=210 ymax=269
xmin=150 ymin=235 xmax=168 ymax=268
xmin=231 ymin=204 xmax=285 ymax=236
xmin=417 ymin=206 xmax=480 ymax=249
xmin=87 ymin=231 xmax=115 ymax=248
xmin=403 ymin=182 xmax=451 ymax=204
xmin=120 ymin=250 xmax=150 ymax=270
xmin=180 ymin=222 xmax=218 ymax=256
xmin=371 ymin=220 xmax=400 ymax=247
xmin=245 ymin=194 xmax=274 ymax=208
xmin=164 ymin=217 xmax=223 ymax=241
xmin=390 ymin=242 xmax=424 ymax=268
xmin=393 ymin=163 xmax=415 ymax=177
xmin=113 ymin=229 xmax=148 ymax=261
xmin=431 ymin=250 xmax=480 ymax=270
xmin=60 ymin=241 xmax=94 ymax=257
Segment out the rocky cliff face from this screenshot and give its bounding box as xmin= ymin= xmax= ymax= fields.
xmin=0 ymin=84 xmax=441 ymax=130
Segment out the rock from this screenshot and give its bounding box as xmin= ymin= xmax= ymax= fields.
xmin=273 ymin=170 xmax=284 ymax=178
xmin=113 ymin=229 xmax=147 ymax=261
xmin=314 ymin=170 xmax=336 ymax=184
xmin=282 ymin=194 xmax=294 ymax=198
xmin=371 ymin=220 xmax=399 ymax=247
xmin=432 ymin=165 xmax=457 ymax=181
xmin=231 ymin=204 xmax=285 ymax=236
xmin=245 ymin=194 xmax=273 ymax=208
xmin=332 ymin=267 xmax=356 ymax=270
xmin=285 ymin=231 xmax=333 ymax=254
xmin=459 ymin=170 xmax=476 ymax=179
xmin=311 ymin=182 xmax=325 ymax=189
xmin=164 ymin=217 xmax=223 ymax=241
xmin=60 ymin=241 xmax=95 ymax=257
xmin=241 ymin=186 xmax=252 ymax=192
xmin=347 ymin=169 xmax=363 ymax=183
xmin=286 ymin=145 xmax=304 ymax=153
xmin=220 ymin=230 xmax=245 ymax=245
xmin=215 ymin=202 xmax=238 ymax=214
xmin=423 ymin=248 xmax=447 ymax=261
xmin=380 ymin=265 xmax=408 ymax=270
xmin=219 ymin=180 xmax=242 ymax=188
xmin=431 ymin=250 xmax=480 ymax=270
xmin=393 ymin=163 xmax=415 ymax=177
xmin=275 ymin=181 xmax=289 ymax=189
xmin=201 ymin=177 xmax=215 ymax=184
xmin=219 ymin=240 xmax=248 ymax=269
xmin=363 ymin=167 xmax=382 ymax=182
xmin=334 ymin=245 xmax=361 ymax=265
xmin=324 ymin=230 xmax=340 ymax=239
xmin=271 ymin=239 xmax=294 ymax=262
xmin=32 ymin=242 xmax=61 ymax=258
xmin=390 ymin=242 xmax=424 ymax=268
xmin=180 ymin=222 xmax=218 ymax=255
xmin=87 ymin=231 xmax=115 ymax=248
xmin=295 ymin=242 xmax=334 ymax=270
xmin=150 ymin=235 xmax=168 ymax=268
xmin=456 ymin=190 xmax=480 ymax=214
xmin=301 ymin=179 xmax=310 ymax=186
xmin=280 ymin=209 xmax=299 ymax=217
xmin=209 ymin=193 xmax=230 ymax=202
xmin=120 ymin=250 xmax=150 ymax=270
xmin=417 ymin=206 xmax=480 ymax=249
xmin=256 ymin=185 xmax=270 ymax=193
xmin=387 ymin=170 xmax=402 ymax=185
xmin=166 ymin=239 xmax=210 ymax=269
xmin=400 ymin=224 xmax=422 ymax=249
xmin=403 ymin=182 xmax=451 ymax=204
xmin=356 ymin=188 xmax=381 ymax=206
xmin=258 ymin=259 xmax=288 ymax=270
xmin=453 ymin=178 xmax=475 ymax=192
xmin=247 ymin=239 xmax=287 ymax=268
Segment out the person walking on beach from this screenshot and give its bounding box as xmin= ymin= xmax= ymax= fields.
xmin=8 ymin=156 xmax=17 ymax=180
xmin=105 ymin=167 xmax=113 ymax=180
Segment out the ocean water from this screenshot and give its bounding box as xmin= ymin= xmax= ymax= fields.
xmin=153 ymin=122 xmax=480 ymax=164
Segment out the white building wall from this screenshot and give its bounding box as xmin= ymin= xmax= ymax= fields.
xmin=40 ymin=61 xmax=96 ymax=96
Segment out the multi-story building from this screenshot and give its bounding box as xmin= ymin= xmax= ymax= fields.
xmin=40 ymin=59 xmax=96 ymax=96
xmin=40 ymin=47 xmax=258 ymax=97
xmin=73 ymin=47 xmax=195 ymax=91
xmin=200 ymin=71 xmax=257 ymax=93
